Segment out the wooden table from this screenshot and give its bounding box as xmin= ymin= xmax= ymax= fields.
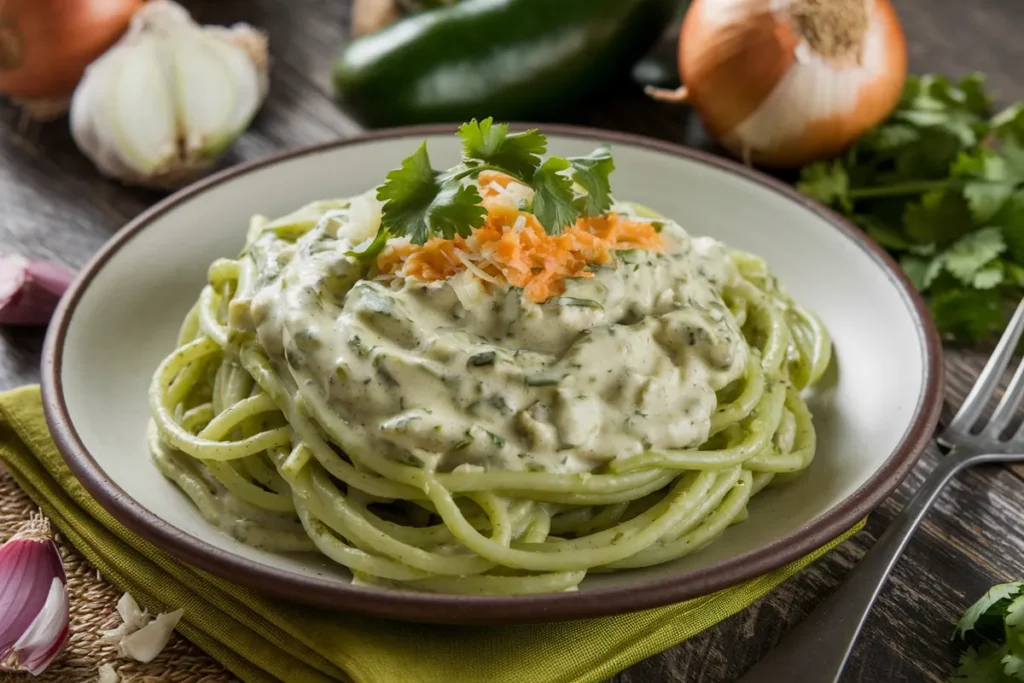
xmin=2 ymin=1 xmax=1022 ymax=681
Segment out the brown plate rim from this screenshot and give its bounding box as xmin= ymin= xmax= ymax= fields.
xmin=40 ymin=123 xmax=945 ymax=625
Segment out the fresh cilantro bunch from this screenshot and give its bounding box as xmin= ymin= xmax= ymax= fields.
xmin=950 ymin=582 xmax=1024 ymax=682
xmin=799 ymin=74 xmax=1024 ymax=343
xmin=375 ymin=118 xmax=615 ymax=245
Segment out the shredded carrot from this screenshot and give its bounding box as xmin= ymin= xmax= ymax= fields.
xmin=376 ymin=175 xmax=664 ymax=303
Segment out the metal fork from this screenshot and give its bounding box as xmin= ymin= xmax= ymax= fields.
xmin=737 ymin=298 xmax=1024 ymax=683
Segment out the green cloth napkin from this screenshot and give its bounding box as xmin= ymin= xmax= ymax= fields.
xmin=0 ymin=386 xmax=863 ymax=683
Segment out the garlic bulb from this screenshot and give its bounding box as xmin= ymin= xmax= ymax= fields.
xmin=70 ymin=0 xmax=269 ymax=189
xmin=650 ymin=0 xmax=907 ymax=167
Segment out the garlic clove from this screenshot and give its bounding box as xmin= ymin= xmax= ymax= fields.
xmin=0 ymin=254 xmax=75 ymax=326
xmin=118 ymin=608 xmax=183 ymax=663
xmin=172 ymin=33 xmax=239 ymax=158
xmin=109 ymin=36 xmax=178 ymax=175
xmin=11 ymin=578 xmax=70 ymax=675
xmin=0 ymin=517 xmax=68 ymax=675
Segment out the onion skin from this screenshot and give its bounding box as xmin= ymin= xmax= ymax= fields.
xmin=0 ymin=0 xmax=143 ymax=108
xmin=678 ymin=0 xmax=907 ymax=168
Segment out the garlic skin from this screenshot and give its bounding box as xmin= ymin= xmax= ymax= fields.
xmin=100 ymin=592 xmax=183 ymax=663
xmin=70 ymin=0 xmax=269 ymax=190
xmin=0 ymin=516 xmax=69 ymax=675
xmin=118 ymin=609 xmax=183 ymax=663
xmin=657 ymin=0 xmax=906 ymax=167
xmin=97 ymin=663 xmax=120 ymax=683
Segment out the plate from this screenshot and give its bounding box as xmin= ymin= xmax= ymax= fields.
xmin=41 ymin=125 xmax=943 ymax=624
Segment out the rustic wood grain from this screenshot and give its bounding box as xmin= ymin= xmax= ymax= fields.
xmin=1 ymin=1 xmax=1023 ymax=682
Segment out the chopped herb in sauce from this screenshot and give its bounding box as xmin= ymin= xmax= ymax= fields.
xmin=468 ymin=351 xmax=496 ymax=366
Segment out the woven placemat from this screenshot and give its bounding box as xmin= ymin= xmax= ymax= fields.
xmin=0 ymin=465 xmax=238 ymax=683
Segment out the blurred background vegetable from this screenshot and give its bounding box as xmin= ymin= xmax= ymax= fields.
xmin=648 ymin=0 xmax=907 ymax=167
xmin=0 ymin=0 xmax=143 ymax=120
xmin=334 ymin=0 xmax=682 ymax=127
xmin=70 ymin=0 xmax=270 ymax=190
xmin=799 ymin=73 xmax=1024 ymax=344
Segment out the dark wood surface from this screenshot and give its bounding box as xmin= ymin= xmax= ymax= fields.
xmin=1 ymin=1 xmax=1023 ymax=681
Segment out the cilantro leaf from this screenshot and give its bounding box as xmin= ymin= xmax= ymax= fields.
xmin=430 ymin=181 xmax=486 ymax=240
xmin=996 ymin=191 xmax=1024 ymax=263
xmin=903 ymin=190 xmax=975 ymax=246
xmin=951 ymin=644 xmax=1016 ymax=682
xmin=929 ymin=287 xmax=1006 ymax=343
xmin=459 ymin=118 xmax=546 ymax=178
xmin=569 ymin=145 xmax=615 ymax=216
xmin=941 ymin=227 xmax=1007 ymax=285
xmin=376 ymin=142 xmax=486 ymax=245
xmin=798 ymin=161 xmax=851 ymax=210
xmin=532 ymin=157 xmax=579 ymax=234
xmin=955 ymin=583 xmax=1023 ymax=645
xmin=1006 ymin=594 xmax=1024 ymax=628
xmin=973 ymin=263 xmax=1005 ymax=289
xmin=1004 ymin=650 xmax=1024 ymax=680
xmin=954 ymin=149 xmax=1019 ymax=222
xmin=900 ymin=255 xmax=931 ymax=291
xmin=377 ymin=142 xmax=443 ymax=244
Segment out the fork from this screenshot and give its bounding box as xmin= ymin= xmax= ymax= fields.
xmin=737 ymin=298 xmax=1024 ymax=683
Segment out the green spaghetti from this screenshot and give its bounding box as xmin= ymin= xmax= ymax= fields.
xmin=148 ymin=127 xmax=832 ymax=595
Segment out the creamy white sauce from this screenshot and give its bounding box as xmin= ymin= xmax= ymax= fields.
xmin=244 ymin=198 xmax=748 ymax=475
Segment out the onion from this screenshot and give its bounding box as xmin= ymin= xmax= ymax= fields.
xmin=649 ymin=0 xmax=908 ymax=168
xmin=0 ymin=0 xmax=143 ymax=118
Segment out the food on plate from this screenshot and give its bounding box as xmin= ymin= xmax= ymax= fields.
xmin=148 ymin=120 xmax=832 ymax=595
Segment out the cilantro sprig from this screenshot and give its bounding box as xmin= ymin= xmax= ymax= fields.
xmin=799 ymin=74 xmax=1024 ymax=344
xmin=375 ymin=118 xmax=616 ymax=245
xmin=949 ymin=582 xmax=1024 ymax=682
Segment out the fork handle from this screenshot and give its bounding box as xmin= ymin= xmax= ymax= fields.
xmin=736 ymin=449 xmax=991 ymax=683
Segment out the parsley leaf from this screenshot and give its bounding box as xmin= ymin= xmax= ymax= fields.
xmin=568 ymin=145 xmax=615 ymax=216
xmin=459 ymin=118 xmax=547 ymax=178
xmin=532 ymin=157 xmax=580 ymax=234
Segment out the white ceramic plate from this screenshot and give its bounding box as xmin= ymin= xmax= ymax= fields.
xmin=42 ymin=125 xmax=943 ymax=624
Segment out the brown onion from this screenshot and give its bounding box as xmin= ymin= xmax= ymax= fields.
xmin=0 ymin=0 xmax=143 ymax=118
xmin=649 ymin=0 xmax=908 ymax=168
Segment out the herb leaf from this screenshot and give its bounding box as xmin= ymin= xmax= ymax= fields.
xmin=950 ymin=582 xmax=1024 ymax=682
xmin=797 ymin=73 xmax=1024 ymax=343
xmin=569 ymin=145 xmax=615 ymax=216
xmin=376 ymin=120 xmax=616 ymax=245
xmin=532 ymin=157 xmax=580 ymax=234
xmin=376 ymin=142 xmax=486 ymax=244
xmin=459 ymin=118 xmax=546 ymax=178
